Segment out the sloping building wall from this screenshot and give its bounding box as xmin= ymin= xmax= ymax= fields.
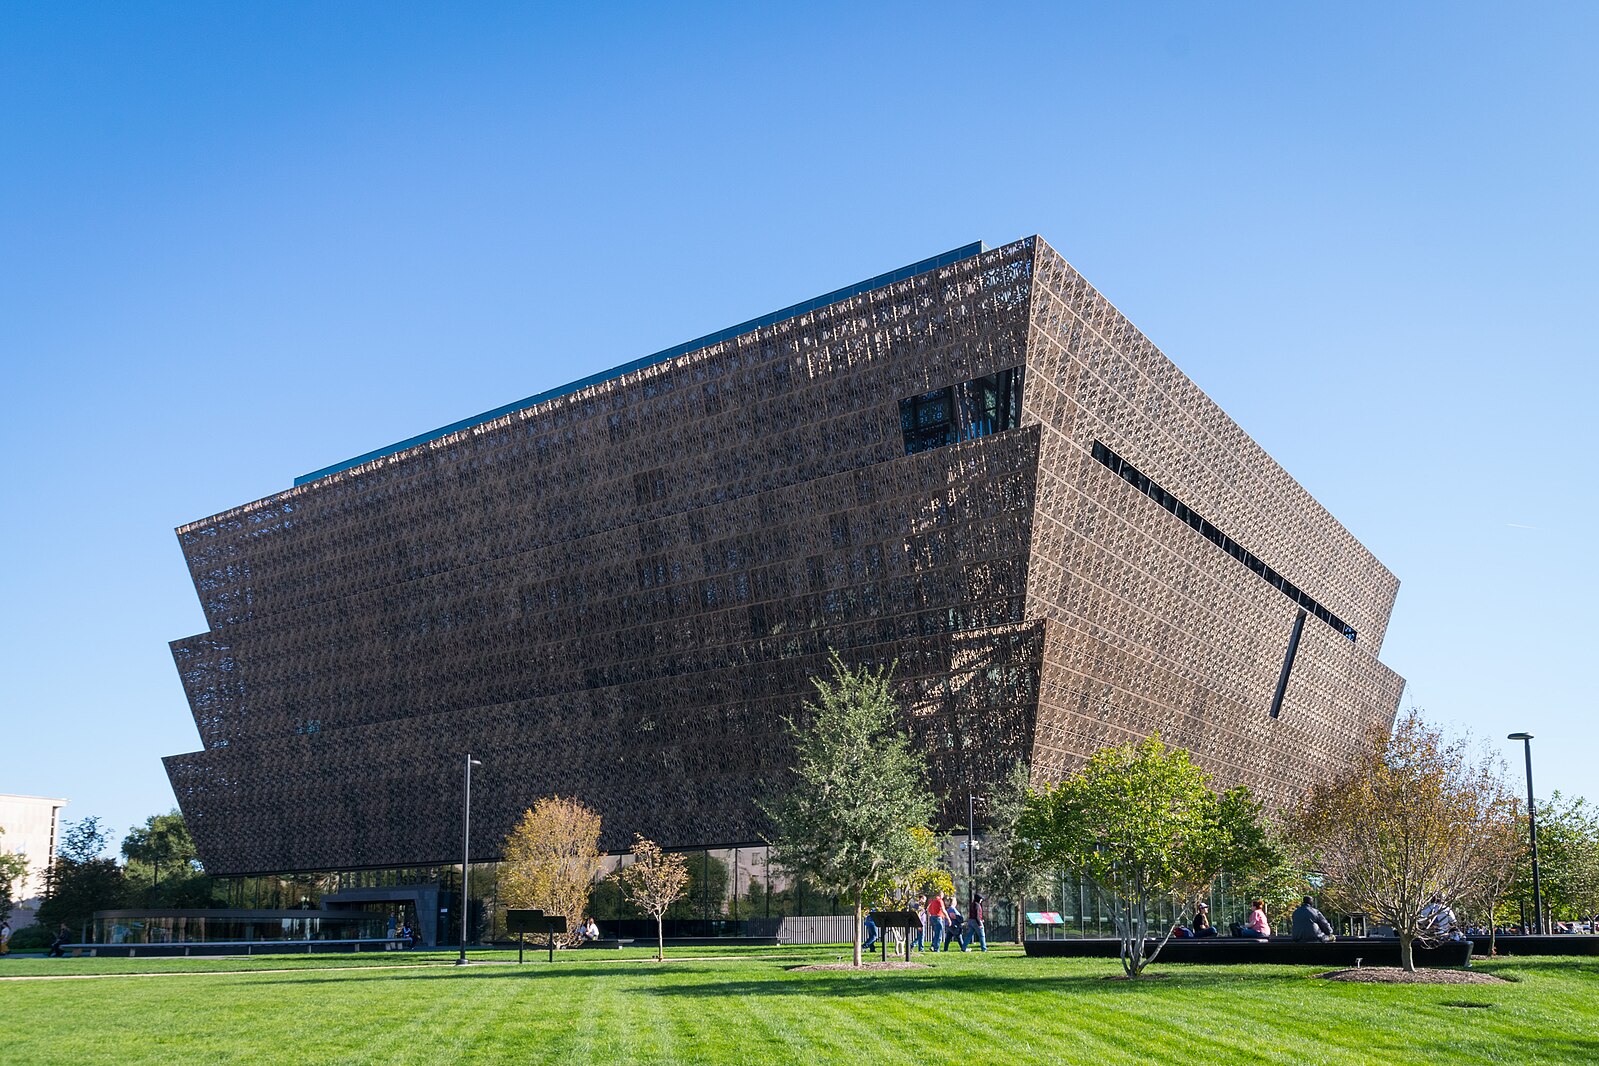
xmin=165 ymin=235 xmax=1404 ymax=876
xmin=1019 ymin=239 xmax=1403 ymax=805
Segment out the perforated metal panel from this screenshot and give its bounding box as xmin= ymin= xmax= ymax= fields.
xmin=165 ymin=237 xmax=1402 ymax=876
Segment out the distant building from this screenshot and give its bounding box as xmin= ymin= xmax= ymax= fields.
xmin=165 ymin=236 xmax=1404 ymax=889
xmin=0 ymin=793 xmax=67 ymax=927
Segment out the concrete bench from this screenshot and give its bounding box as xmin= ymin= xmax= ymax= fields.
xmin=1024 ymin=936 xmax=1476 ymax=967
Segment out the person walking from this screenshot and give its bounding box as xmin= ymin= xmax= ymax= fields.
xmin=926 ymin=890 xmax=947 ymax=951
xmin=0 ymin=918 xmax=11 ymax=957
xmin=943 ymin=895 xmax=963 ymax=952
xmin=862 ymin=908 xmax=879 ymax=951
xmin=962 ymin=894 xmax=988 ymax=952
xmin=911 ymin=898 xmax=926 ymax=952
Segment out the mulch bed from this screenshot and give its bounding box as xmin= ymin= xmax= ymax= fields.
xmin=1319 ymin=966 xmax=1509 ymax=985
xmin=789 ymin=961 xmax=930 ymax=972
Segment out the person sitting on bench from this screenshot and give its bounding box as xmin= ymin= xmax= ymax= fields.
xmin=1291 ymin=896 xmax=1336 ymax=942
xmin=1240 ymin=899 xmax=1271 ymax=938
xmin=1192 ymin=902 xmax=1217 ymax=938
xmin=1421 ymin=896 xmax=1462 ymax=941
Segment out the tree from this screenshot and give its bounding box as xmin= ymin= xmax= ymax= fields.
xmin=1513 ymin=792 xmax=1599 ymax=928
xmin=122 ymin=811 xmax=205 ymax=906
xmin=618 ymin=836 xmax=691 ymax=960
xmin=761 ymin=652 xmax=939 ymax=967
xmin=1460 ymin=802 xmax=1526 ymax=956
xmin=862 ymin=827 xmax=951 ymax=910
xmin=1230 ymin=825 xmax=1317 ymax=924
xmin=1295 ymin=711 xmax=1520 ymax=971
xmin=860 ymin=827 xmax=949 ymax=953
xmin=37 ymin=817 xmax=127 ymax=936
xmin=499 ymin=796 xmax=604 ymax=946
xmin=1020 ymin=735 xmax=1275 ymax=977
xmin=0 ymin=828 xmax=30 ymax=926
xmin=972 ymin=760 xmax=1054 ymax=943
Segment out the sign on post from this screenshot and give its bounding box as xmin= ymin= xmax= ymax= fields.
xmin=506 ymin=909 xmax=568 ymax=963
xmin=873 ymin=911 xmax=922 ymax=962
xmin=1026 ymin=912 xmax=1065 ymax=941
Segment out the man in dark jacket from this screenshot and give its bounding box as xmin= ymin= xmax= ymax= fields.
xmin=1291 ymin=896 xmax=1335 ymax=942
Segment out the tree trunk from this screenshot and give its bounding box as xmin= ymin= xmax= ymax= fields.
xmin=852 ymin=886 xmax=864 ymax=968
xmin=1398 ymin=932 xmax=1415 ymax=972
xmin=655 ymin=915 xmax=664 ymax=961
xmin=1118 ymin=898 xmax=1138 ymax=977
xmin=1130 ymin=898 xmax=1147 ymax=977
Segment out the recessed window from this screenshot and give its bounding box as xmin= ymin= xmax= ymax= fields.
xmin=900 ymin=367 xmax=1023 ymax=455
xmin=1091 ymin=440 xmax=1357 ymax=643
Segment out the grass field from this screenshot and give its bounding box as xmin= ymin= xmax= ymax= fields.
xmin=2 ymin=945 xmax=1596 ymax=1064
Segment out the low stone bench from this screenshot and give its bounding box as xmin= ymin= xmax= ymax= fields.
xmin=1024 ymin=936 xmax=1475 ymax=967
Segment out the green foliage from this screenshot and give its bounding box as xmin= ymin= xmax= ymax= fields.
xmin=58 ymin=816 xmax=111 ymax=863
xmin=761 ymin=652 xmax=938 ymax=965
xmin=1517 ymin=792 xmax=1599 ymax=922
xmin=7 ymin=922 xmax=55 ymax=950
xmin=861 ymin=827 xmax=947 ymax=909
xmin=121 ymin=862 xmax=223 ymax=909
xmin=1020 ymin=735 xmax=1274 ymax=975
xmin=37 ymin=816 xmax=128 ymax=933
xmin=0 ymin=826 xmax=31 ymax=925
xmin=1229 ymin=827 xmax=1314 ymax=920
xmin=121 ymin=811 xmax=217 ymax=908
xmin=122 ymin=812 xmax=199 ymax=872
xmin=972 ymin=760 xmax=1054 ymax=940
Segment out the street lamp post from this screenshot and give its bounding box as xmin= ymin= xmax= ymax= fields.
xmin=967 ymin=792 xmax=977 ymax=898
xmin=1507 ymin=733 xmax=1542 ymax=935
xmin=456 ymin=753 xmax=483 ymax=965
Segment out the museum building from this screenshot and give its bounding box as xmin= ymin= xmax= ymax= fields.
xmin=164 ymin=236 xmax=1404 ymax=932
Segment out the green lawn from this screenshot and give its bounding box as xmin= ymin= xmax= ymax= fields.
xmin=2 ymin=946 xmax=1595 ymax=1064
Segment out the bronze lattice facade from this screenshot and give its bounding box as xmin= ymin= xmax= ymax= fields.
xmin=165 ymin=237 xmax=1404 ymax=876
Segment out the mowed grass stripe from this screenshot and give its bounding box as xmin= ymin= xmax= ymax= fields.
xmin=2 ymin=951 xmax=1596 ymax=1065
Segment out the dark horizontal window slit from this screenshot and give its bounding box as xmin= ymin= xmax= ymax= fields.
xmin=1090 ymin=440 xmax=1357 ymax=643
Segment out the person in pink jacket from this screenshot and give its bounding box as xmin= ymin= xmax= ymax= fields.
xmin=1242 ymin=899 xmax=1272 ymax=938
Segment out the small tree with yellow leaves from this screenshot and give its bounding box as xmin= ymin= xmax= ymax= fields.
xmin=500 ymin=796 xmax=604 ymax=946
xmin=618 ymin=836 xmax=691 ymax=960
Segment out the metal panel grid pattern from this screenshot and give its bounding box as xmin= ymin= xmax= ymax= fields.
xmin=1018 ymin=239 xmax=1404 ymax=807
xmin=165 ymin=234 xmax=1406 ymax=875
xmin=167 ymin=242 xmax=1044 ymax=874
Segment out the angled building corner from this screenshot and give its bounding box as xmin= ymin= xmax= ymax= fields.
xmin=162 ymin=234 xmax=1402 ymax=879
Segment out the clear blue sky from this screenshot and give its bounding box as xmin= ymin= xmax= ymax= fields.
xmin=2 ymin=2 xmax=1594 ymax=855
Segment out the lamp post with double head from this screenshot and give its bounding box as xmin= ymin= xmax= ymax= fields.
xmin=457 ymin=754 xmax=483 ymax=965
xmin=1507 ymin=733 xmax=1542 ymax=934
